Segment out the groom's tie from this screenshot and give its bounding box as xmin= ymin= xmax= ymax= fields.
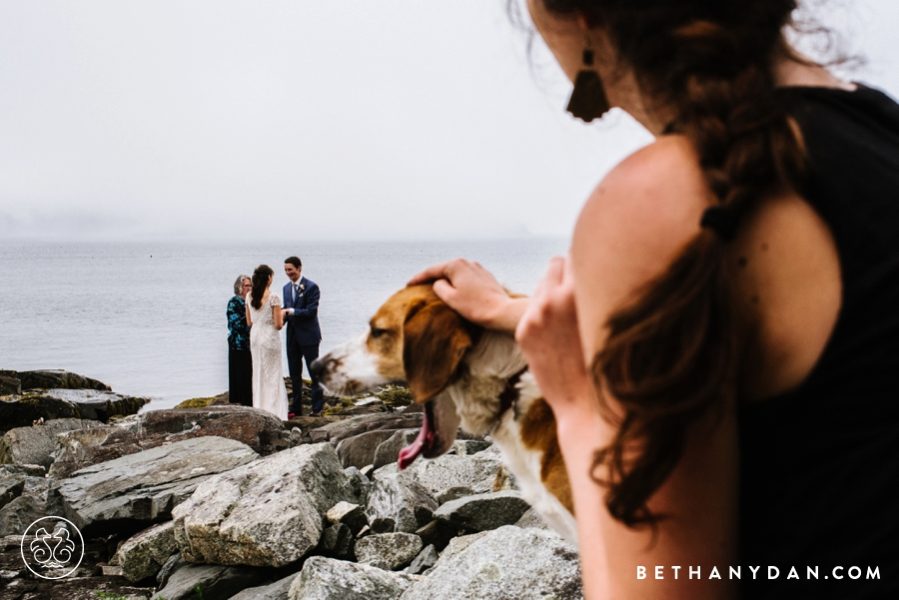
xmin=293 ymin=283 xmax=299 ymax=304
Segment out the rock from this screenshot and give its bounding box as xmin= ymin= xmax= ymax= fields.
xmin=343 ymin=466 xmax=372 ymax=506
xmin=399 ymin=526 xmax=582 ymax=600
xmin=0 ymin=576 xmax=154 ymax=599
xmin=414 ymin=519 xmax=460 ymax=551
xmin=372 ymin=429 xmax=418 ymax=469
xmin=173 ymin=392 xmax=229 ymax=409
xmin=156 ymin=552 xmax=182 ymax=588
xmin=0 ymin=418 xmax=102 ymax=467
xmin=152 ymin=563 xmax=267 ymax=600
xmin=337 ymin=429 xmax=398 ymax=469
xmin=515 ymin=507 xmax=551 ymax=531
xmin=435 ymin=486 xmax=474 ymax=505
xmin=288 ymin=556 xmax=419 ymax=600
xmin=355 ymin=532 xmax=422 ymax=570
xmin=0 ymin=388 xmax=149 ymax=432
xmin=309 ymin=412 xmax=422 ymax=444
xmin=326 ymin=501 xmax=367 ymax=533
xmin=406 ymin=544 xmax=439 ymax=575
xmin=112 ymin=521 xmax=178 ymax=583
xmin=229 ymin=572 xmax=300 ymax=600
xmin=15 ymin=369 xmax=111 ymax=391
xmin=451 ymin=439 xmax=492 ymax=455
xmin=49 ymin=405 xmax=287 ymax=478
xmin=434 ymin=491 xmax=531 ymax=532
xmin=366 ymin=472 xmax=437 ymax=534
xmin=54 ymin=436 xmax=258 ymax=533
xmin=0 ymin=471 xmax=25 ymax=510
xmin=0 ymin=466 xmax=62 ymax=537
xmin=172 ymin=443 xmax=358 ymax=567
xmin=373 ymin=450 xmax=505 ymax=499
xmin=0 ymin=374 xmax=20 ymax=396
xmin=319 ymin=523 xmax=355 ymax=560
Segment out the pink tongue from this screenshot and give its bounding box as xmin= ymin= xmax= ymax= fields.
xmin=398 ymin=408 xmax=432 ymax=470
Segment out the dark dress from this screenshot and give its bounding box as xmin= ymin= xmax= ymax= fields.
xmin=739 ymin=84 xmax=899 ymax=598
xmin=227 ymin=294 xmax=252 ymax=406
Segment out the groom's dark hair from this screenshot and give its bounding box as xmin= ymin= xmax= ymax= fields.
xmin=284 ymin=256 xmax=302 ymax=269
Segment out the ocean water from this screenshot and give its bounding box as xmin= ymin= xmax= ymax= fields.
xmin=0 ymin=238 xmax=566 ymax=409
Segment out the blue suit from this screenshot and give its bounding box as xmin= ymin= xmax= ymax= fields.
xmin=283 ymin=276 xmax=323 ymax=413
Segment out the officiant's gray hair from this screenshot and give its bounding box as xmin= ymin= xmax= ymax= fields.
xmin=233 ymin=274 xmax=250 ymax=296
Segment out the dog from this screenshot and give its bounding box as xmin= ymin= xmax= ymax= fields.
xmin=311 ymin=284 xmax=577 ymax=543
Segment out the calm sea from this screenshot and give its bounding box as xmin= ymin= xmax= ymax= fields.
xmin=0 ymin=239 xmax=566 ymax=409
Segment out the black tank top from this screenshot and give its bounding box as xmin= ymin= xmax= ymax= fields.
xmin=739 ymin=84 xmax=899 ymax=599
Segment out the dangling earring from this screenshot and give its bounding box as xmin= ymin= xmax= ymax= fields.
xmin=566 ymin=44 xmax=611 ymax=123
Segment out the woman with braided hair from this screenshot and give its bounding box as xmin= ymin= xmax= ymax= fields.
xmin=410 ymin=0 xmax=899 ymax=597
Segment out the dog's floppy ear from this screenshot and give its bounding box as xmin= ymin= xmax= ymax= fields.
xmin=402 ymin=298 xmax=473 ymax=402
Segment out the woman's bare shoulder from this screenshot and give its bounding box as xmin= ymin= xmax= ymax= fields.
xmin=571 ymin=136 xmax=710 ymax=336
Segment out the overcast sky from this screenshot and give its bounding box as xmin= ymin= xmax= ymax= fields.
xmin=1 ymin=1 xmax=897 ymax=242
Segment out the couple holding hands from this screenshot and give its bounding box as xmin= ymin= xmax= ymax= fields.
xmin=227 ymin=256 xmax=323 ymax=419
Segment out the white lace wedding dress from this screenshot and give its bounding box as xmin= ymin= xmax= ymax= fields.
xmin=247 ymin=291 xmax=288 ymax=420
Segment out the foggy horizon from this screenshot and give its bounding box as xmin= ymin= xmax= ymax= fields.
xmin=2 ymin=1 xmax=898 ymax=243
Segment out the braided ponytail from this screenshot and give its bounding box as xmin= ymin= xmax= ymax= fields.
xmin=542 ymin=0 xmax=808 ymax=527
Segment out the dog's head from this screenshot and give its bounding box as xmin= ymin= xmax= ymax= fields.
xmin=312 ymin=285 xmax=480 ymax=467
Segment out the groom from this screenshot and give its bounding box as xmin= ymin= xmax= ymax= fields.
xmin=282 ymin=256 xmax=324 ymax=417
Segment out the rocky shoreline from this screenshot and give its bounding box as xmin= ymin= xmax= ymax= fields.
xmin=0 ymin=370 xmax=582 ymax=600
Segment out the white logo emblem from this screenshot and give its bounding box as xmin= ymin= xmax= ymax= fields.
xmin=20 ymin=516 xmax=85 ymax=580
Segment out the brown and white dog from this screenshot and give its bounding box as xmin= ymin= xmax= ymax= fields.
xmin=311 ymin=284 xmax=577 ymax=543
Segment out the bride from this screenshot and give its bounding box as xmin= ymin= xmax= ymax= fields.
xmin=245 ymin=264 xmax=289 ymax=419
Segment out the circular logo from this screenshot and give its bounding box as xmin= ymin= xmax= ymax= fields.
xmin=20 ymin=516 xmax=85 ymax=580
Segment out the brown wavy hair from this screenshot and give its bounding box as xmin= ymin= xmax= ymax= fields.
xmin=539 ymin=0 xmax=809 ymax=527
xmin=250 ymin=264 xmax=274 ymax=310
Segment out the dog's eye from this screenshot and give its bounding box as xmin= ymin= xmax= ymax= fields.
xmin=370 ymin=326 xmax=389 ymax=339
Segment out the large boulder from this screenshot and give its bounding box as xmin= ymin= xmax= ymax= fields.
xmin=433 ymin=491 xmax=531 ymax=533
xmin=336 ymin=429 xmax=398 ymax=469
xmin=0 ymin=468 xmax=26 ymax=510
xmin=172 ymin=443 xmax=359 ymax=567
xmin=54 ymin=436 xmax=258 ymax=533
xmin=372 ymin=429 xmax=419 ymax=469
xmin=49 ymin=405 xmax=287 ymax=477
xmin=288 ymin=556 xmax=419 ymax=600
xmin=0 ymin=418 xmax=102 ymax=467
xmin=400 ymin=526 xmax=582 ymax=600
xmin=0 ymin=388 xmax=149 ymax=432
xmin=151 ymin=563 xmax=267 ymax=600
xmin=355 ymin=532 xmax=422 ymax=570
xmin=16 ymin=369 xmax=111 ymax=391
xmin=0 ymin=465 xmax=62 ymax=537
xmin=309 ymin=412 xmax=423 ymax=444
xmin=111 ymin=521 xmax=179 ymax=583
xmin=366 ymin=472 xmax=437 ymax=534
xmin=373 ymin=449 xmax=508 ymax=500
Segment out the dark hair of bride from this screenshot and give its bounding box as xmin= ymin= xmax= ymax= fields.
xmin=538 ymin=0 xmax=809 ymax=528
xmin=250 ymin=264 xmax=274 ymax=310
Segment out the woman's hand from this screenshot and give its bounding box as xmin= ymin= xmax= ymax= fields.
xmin=407 ymin=258 xmax=527 ymax=332
xmin=515 ymin=256 xmax=596 ymax=422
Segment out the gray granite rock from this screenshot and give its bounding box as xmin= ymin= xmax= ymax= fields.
xmin=372 ymin=429 xmax=419 ymax=469
xmin=172 ymin=443 xmax=358 ymax=567
xmin=366 ymin=472 xmax=437 ymax=534
xmin=0 ymin=470 xmax=25 ymax=510
xmin=54 ymin=436 xmax=258 ymax=531
xmin=16 ymin=369 xmax=111 ymax=391
xmin=399 ymin=526 xmax=582 ymax=600
xmin=49 ymin=405 xmax=287 ymax=478
xmin=337 ymin=429 xmax=398 ymax=469
xmin=0 ymin=418 xmax=102 ymax=467
xmin=309 ymin=412 xmax=422 ymax=444
xmin=288 ymin=556 xmax=419 ymax=600
xmin=151 ymin=563 xmax=267 ymax=600
xmin=515 ymin=507 xmax=551 ymax=531
xmin=406 ymin=544 xmax=439 ymax=575
xmin=112 ymin=521 xmax=178 ymax=583
xmin=319 ymin=522 xmax=355 ymax=560
xmin=229 ymin=572 xmax=300 ymax=600
xmin=326 ymin=501 xmax=367 ymax=533
xmin=434 ymin=490 xmax=531 ymax=532
xmin=373 ymin=450 xmax=505 ymax=499
xmin=355 ymin=532 xmax=422 ymax=570
xmin=0 ymin=388 xmax=149 ymax=432
xmin=450 ymin=439 xmax=492 ymax=456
